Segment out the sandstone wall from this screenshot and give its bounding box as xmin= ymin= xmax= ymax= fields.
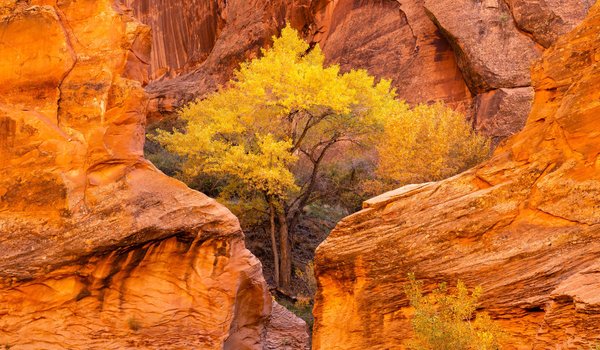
xmin=124 ymin=0 xmax=314 ymax=121
xmin=312 ymin=2 xmax=600 ymax=349
xmin=0 ymin=1 xmax=274 ymax=348
xmin=424 ymin=0 xmax=594 ymax=143
xmin=129 ymin=0 xmax=591 ymax=141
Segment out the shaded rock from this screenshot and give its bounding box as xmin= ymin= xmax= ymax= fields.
xmin=263 ymin=300 xmax=310 ymax=350
xmin=312 ymin=0 xmax=471 ymax=106
xmin=424 ymin=0 xmax=591 ymax=140
xmin=124 ymin=0 xmax=313 ymax=122
xmin=128 ymin=0 xmax=591 ymax=141
xmin=0 ymin=0 xmax=270 ymax=348
xmin=424 ymin=0 xmax=542 ymax=93
xmin=127 ymin=0 xmax=470 ymax=120
xmin=507 ymin=0 xmax=595 ymax=48
xmin=313 ymin=3 xmax=600 ymax=349
xmin=474 ymin=87 xmax=534 ymax=144
xmin=123 ymin=0 xmax=223 ymax=80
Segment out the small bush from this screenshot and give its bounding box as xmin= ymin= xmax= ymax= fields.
xmin=295 ymin=261 xmax=318 ymax=296
xmin=404 ymin=273 xmax=503 ymax=350
xmin=375 ymin=103 xmax=490 ymax=189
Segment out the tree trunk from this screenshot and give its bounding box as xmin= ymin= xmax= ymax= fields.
xmin=277 ymin=204 xmax=292 ymax=292
xmin=269 ymin=201 xmax=280 ymax=288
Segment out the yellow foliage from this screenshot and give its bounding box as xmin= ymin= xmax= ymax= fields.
xmin=150 ymin=24 xmax=490 ymax=217
xmin=376 ymin=102 xmax=490 ymax=185
xmin=151 ymin=24 xmax=397 ymax=204
xmin=404 ymin=274 xmax=504 ymax=350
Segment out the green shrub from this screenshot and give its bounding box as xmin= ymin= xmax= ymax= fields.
xmin=404 ymin=273 xmax=503 ymax=350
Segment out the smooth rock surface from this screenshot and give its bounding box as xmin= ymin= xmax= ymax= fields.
xmin=313 ymin=3 xmax=600 ymax=349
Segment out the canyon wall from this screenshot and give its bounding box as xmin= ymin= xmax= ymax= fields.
xmin=0 ymin=1 xmax=294 ymax=348
xmin=312 ymin=2 xmax=600 ymax=349
xmin=123 ymin=0 xmax=314 ymax=121
xmin=129 ymin=0 xmax=591 ymax=141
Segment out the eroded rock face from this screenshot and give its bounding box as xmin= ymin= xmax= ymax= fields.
xmin=473 ymin=87 xmax=535 ymax=146
xmin=424 ymin=0 xmax=591 ymax=140
xmin=313 ymin=3 xmax=600 ymax=349
xmin=311 ymin=0 xmax=471 ymax=106
xmin=0 ymin=1 xmax=272 ymax=348
xmin=425 ymin=0 xmax=542 ymax=93
xmin=507 ymin=0 xmax=596 ymax=48
xmin=263 ymin=300 xmax=310 ymax=350
xmin=127 ymin=0 xmax=470 ymax=119
xmin=130 ymin=0 xmax=591 ymax=141
xmin=124 ymin=0 xmax=313 ymax=122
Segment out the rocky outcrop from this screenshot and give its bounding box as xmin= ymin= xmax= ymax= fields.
xmin=507 ymin=0 xmax=596 ymax=48
xmin=474 ymin=87 xmax=534 ymax=145
xmin=313 ymin=2 xmax=600 ymax=349
xmin=424 ymin=0 xmax=592 ymax=142
xmin=425 ymin=0 xmax=542 ymax=93
xmin=129 ymin=0 xmax=471 ymax=120
xmin=0 ymin=1 xmax=273 ymax=348
xmin=124 ymin=0 xmax=313 ymax=122
xmin=310 ymin=0 xmax=470 ymax=106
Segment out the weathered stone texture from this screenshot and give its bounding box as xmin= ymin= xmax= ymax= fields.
xmin=0 ymin=1 xmax=276 ymax=348
xmin=263 ymin=300 xmax=310 ymax=350
xmin=129 ymin=0 xmax=591 ymax=140
xmin=313 ymin=3 xmax=600 ymax=349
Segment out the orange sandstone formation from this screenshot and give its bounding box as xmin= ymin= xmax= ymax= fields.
xmin=313 ymin=2 xmax=600 ymax=349
xmin=0 ymin=1 xmax=296 ymax=348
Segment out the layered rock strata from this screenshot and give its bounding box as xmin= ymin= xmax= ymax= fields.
xmin=313 ymin=2 xmax=600 ymax=349
xmin=0 ymin=1 xmax=277 ymax=348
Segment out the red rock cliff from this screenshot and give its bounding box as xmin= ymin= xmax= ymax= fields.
xmin=129 ymin=0 xmax=590 ymax=142
xmin=313 ymin=2 xmax=600 ymax=349
xmin=124 ymin=0 xmax=314 ymax=121
xmin=0 ymin=1 xmax=273 ymax=348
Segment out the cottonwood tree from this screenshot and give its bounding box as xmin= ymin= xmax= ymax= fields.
xmin=152 ymin=25 xmax=490 ymax=292
xmin=152 ymin=25 xmax=398 ymax=291
xmin=376 ymin=102 xmax=490 ymax=185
